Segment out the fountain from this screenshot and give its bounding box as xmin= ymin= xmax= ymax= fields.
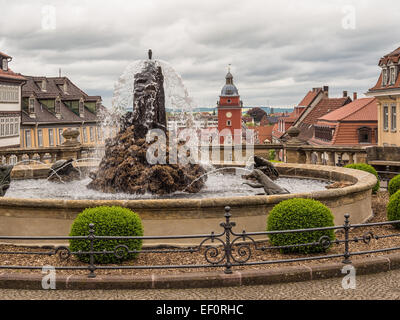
xmin=87 ymin=53 xmax=207 ymax=195
xmin=0 ymin=51 xmax=378 ymax=245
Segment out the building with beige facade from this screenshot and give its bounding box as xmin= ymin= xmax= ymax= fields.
xmin=0 ymin=52 xmax=26 ymax=148
xmin=367 ymin=46 xmax=400 ymax=146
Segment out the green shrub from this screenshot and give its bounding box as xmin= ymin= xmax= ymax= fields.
xmin=69 ymin=206 xmax=144 ymax=264
xmin=268 ymin=149 xmax=276 ymax=161
xmin=267 ymin=198 xmax=335 ymax=254
xmin=389 ymin=175 xmax=400 ymax=196
xmin=387 ymin=190 xmax=400 ymax=228
xmin=344 ymin=163 xmax=380 ymax=193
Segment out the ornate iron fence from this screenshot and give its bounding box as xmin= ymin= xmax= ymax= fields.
xmin=0 ymin=207 xmax=400 ymax=278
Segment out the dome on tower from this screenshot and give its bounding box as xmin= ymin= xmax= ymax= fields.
xmin=221 ymin=70 xmax=239 ymax=96
xmin=221 ymin=84 xmax=239 ymax=96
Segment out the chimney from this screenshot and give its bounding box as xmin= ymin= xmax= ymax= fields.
xmin=353 ymin=92 xmax=357 ymax=101
xmin=343 ymin=90 xmax=348 ymax=98
xmin=323 ymin=86 xmax=329 ymax=97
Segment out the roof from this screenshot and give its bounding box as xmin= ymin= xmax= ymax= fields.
xmin=318 ymin=98 xmax=377 ymax=122
xmin=301 ymin=97 xmax=351 ymax=125
xmin=22 ymin=76 xmax=101 ymax=101
xmin=21 ymin=75 xmax=103 ymax=125
xmin=379 ymin=46 xmax=400 ymax=65
xmin=221 ymin=84 xmax=239 ymax=96
xmin=297 ymin=97 xmax=351 ymax=141
xmin=369 ymin=47 xmax=400 ymax=92
xmin=298 ymin=88 xmax=322 ymax=107
xmin=0 ymin=68 xmax=26 ymax=82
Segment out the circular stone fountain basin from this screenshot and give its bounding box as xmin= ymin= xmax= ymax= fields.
xmin=0 ymin=163 xmax=377 ymax=246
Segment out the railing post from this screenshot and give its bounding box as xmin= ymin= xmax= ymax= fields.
xmin=342 ymin=214 xmax=351 ymax=264
xmin=88 ymin=223 xmax=96 ymax=278
xmin=223 ymin=206 xmax=235 ymax=274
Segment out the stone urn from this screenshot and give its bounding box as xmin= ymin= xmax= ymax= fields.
xmin=62 ymin=129 xmax=81 ymax=146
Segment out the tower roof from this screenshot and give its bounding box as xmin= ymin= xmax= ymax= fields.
xmin=221 ymin=69 xmax=239 ymax=96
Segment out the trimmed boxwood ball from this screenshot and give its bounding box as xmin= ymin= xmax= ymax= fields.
xmin=69 ymin=206 xmax=144 ymax=264
xmin=344 ymin=163 xmax=380 ymax=193
xmin=267 ymin=198 xmax=335 ymax=254
xmin=389 ymin=175 xmax=400 ymax=196
xmin=387 ymin=190 xmax=400 ymax=228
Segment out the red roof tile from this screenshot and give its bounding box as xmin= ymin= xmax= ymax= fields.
xmin=0 ymin=68 xmax=26 ymax=81
xmin=297 ymin=97 xmax=351 ymax=141
xmin=318 ymin=98 xmax=377 ymax=122
xmin=298 ymin=88 xmax=322 ymax=107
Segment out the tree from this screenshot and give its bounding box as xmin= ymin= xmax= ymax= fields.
xmin=248 ymin=107 xmax=267 ymax=122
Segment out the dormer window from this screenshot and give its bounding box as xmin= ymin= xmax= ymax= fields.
xmin=41 ymin=80 xmax=47 ymax=92
xmin=390 ymin=67 xmax=397 ymax=85
xmin=55 ymin=96 xmax=61 ymax=115
xmin=79 ymin=98 xmax=85 ymax=117
xmin=382 ymin=68 xmax=388 ymax=86
xmin=29 ymin=96 xmax=35 ymax=114
xmin=2 ymin=59 xmax=8 ymax=71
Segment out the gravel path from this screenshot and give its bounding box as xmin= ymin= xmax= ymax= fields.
xmin=1 ymin=268 xmax=400 ymax=300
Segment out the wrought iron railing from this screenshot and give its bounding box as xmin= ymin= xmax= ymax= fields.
xmin=0 ymin=207 xmax=399 ymax=278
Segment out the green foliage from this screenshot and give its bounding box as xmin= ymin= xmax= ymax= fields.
xmin=268 ymin=149 xmax=276 ymax=161
xmin=344 ymin=163 xmax=380 ymax=193
xmin=69 ymin=206 xmax=144 ymax=264
xmin=389 ymin=175 xmax=400 ymax=196
xmin=267 ymin=198 xmax=335 ymax=254
xmin=387 ymin=190 xmax=400 ymax=228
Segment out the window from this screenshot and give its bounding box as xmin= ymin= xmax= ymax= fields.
xmin=390 ymin=67 xmax=397 ymax=85
xmin=55 ymin=98 xmax=61 ymax=114
xmin=38 ymin=130 xmax=43 ymax=147
xmin=0 ymin=117 xmax=19 ymax=137
xmin=79 ymin=98 xmax=85 ymax=116
xmin=227 ymin=99 xmax=231 ymax=103
xmin=49 ymin=129 xmax=54 ymax=146
xmin=383 ymin=68 xmax=388 ymax=86
xmin=358 ymin=127 xmax=372 ymax=143
xmin=76 ymin=128 xmax=80 ymax=142
xmin=90 ymin=127 xmax=94 ymax=142
xmin=391 ymin=104 xmax=397 ymax=131
xmin=59 ymin=129 xmax=64 ymax=144
xmin=83 ymin=127 xmax=88 ymax=143
xmin=29 ymin=97 xmax=35 ymax=113
xmin=2 ymin=59 xmax=7 ymax=71
xmin=226 ymin=120 xmax=232 ymax=126
xmin=0 ymin=85 xmax=19 ymax=103
xmin=383 ymin=105 xmax=389 ymax=130
xmin=25 ymin=130 xmax=31 ymax=148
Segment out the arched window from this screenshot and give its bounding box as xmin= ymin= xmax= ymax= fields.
xmin=358 ymin=127 xmax=371 ymax=143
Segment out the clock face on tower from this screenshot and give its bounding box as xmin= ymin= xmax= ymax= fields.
xmin=226 ymin=112 xmax=232 ymax=118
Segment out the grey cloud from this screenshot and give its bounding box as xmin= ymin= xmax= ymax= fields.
xmin=1 ymin=0 xmax=399 ymax=108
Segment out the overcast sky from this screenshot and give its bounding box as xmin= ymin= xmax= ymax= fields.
xmin=0 ymin=0 xmax=399 ymax=109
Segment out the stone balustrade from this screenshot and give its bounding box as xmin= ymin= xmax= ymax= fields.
xmin=0 ymin=142 xmax=369 ymax=168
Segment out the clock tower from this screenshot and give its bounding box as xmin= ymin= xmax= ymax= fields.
xmin=217 ymin=67 xmax=243 ymax=144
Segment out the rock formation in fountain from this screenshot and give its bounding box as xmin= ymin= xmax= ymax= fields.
xmin=243 ymin=169 xmax=290 ymax=195
xmin=48 ymin=159 xmax=81 ymax=183
xmin=0 ymin=164 xmax=13 ymax=197
xmin=87 ymin=55 xmax=206 ymax=195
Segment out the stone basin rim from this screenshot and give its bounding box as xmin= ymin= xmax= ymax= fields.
xmin=0 ymin=163 xmax=377 ymax=210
